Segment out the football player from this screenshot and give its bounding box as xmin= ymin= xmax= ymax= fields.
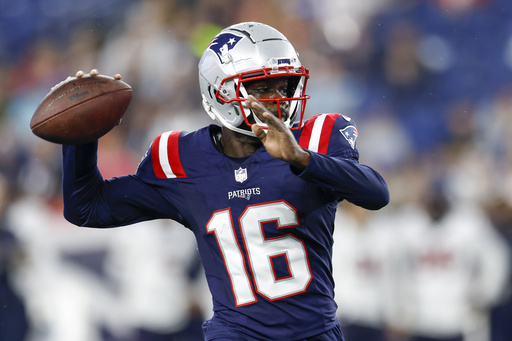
xmin=62 ymin=22 xmax=389 ymax=340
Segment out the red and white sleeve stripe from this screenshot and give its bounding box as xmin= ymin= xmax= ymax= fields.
xmin=151 ymin=131 xmax=187 ymax=179
xmin=298 ymin=113 xmax=339 ymax=154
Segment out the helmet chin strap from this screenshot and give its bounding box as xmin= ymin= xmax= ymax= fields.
xmin=230 ymin=123 xmax=258 ymax=137
xmin=208 ymin=103 xmax=258 ymax=137
xmin=201 ymin=94 xmax=217 ymax=121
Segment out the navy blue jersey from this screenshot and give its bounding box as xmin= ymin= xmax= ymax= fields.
xmin=62 ymin=113 xmax=389 ymax=340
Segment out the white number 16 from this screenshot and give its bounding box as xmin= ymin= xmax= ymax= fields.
xmin=206 ymin=201 xmax=313 ymax=306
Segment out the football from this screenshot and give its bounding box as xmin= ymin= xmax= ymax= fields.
xmin=30 ymin=70 xmax=132 ymax=145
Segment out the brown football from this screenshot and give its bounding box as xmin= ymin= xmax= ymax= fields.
xmin=30 ymin=73 xmax=132 ymax=145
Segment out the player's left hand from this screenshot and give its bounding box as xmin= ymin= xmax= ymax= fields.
xmin=247 ymin=95 xmax=310 ymax=170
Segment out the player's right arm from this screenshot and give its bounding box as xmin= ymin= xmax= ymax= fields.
xmin=62 ymin=141 xmax=181 ymax=228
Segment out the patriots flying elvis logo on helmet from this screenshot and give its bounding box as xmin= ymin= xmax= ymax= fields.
xmin=340 ymin=125 xmax=358 ymax=149
xmin=208 ymin=33 xmax=243 ymax=64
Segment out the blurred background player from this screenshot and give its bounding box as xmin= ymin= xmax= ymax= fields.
xmin=332 ymin=203 xmax=395 ymax=341
xmin=388 ymin=181 xmax=510 ymax=341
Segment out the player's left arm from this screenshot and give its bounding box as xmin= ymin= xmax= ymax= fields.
xmin=248 ymin=96 xmax=389 ymax=210
xmin=299 ymin=152 xmax=389 ymax=210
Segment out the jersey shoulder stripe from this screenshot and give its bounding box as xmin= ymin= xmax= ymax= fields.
xmin=298 ymin=113 xmax=340 ymax=154
xmin=151 ymin=131 xmax=187 ymax=179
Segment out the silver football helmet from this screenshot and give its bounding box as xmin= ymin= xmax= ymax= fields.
xmin=198 ymin=22 xmax=310 ymax=136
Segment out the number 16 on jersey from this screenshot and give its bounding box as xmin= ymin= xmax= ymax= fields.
xmin=207 ymin=201 xmax=313 ymax=306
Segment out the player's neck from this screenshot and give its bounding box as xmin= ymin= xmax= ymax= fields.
xmin=220 ymin=126 xmax=262 ymax=158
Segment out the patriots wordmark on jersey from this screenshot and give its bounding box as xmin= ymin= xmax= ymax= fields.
xmin=62 ymin=113 xmax=389 ymax=340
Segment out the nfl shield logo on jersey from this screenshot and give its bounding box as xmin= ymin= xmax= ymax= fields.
xmin=234 ymin=167 xmax=248 ymax=183
xmin=340 ymin=125 xmax=358 ymax=149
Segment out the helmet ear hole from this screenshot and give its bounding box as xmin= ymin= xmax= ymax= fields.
xmin=207 ymin=85 xmax=215 ymax=100
xmin=208 ymin=85 xmax=225 ymax=105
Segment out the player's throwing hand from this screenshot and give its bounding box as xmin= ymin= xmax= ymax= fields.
xmin=247 ymin=95 xmax=310 ymax=170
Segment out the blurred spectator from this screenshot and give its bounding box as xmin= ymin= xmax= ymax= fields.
xmin=97 ymin=0 xmax=201 ymax=155
xmin=0 ymin=174 xmax=29 ymax=341
xmin=97 ymin=128 xmax=139 ymax=180
xmin=6 ymin=182 xmax=120 ymax=341
xmin=104 ymin=220 xmax=208 ymax=341
xmin=333 ymin=202 xmax=396 ymax=341
xmin=389 ymin=181 xmax=510 ymax=341
xmin=484 ymin=195 xmax=512 ymax=341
